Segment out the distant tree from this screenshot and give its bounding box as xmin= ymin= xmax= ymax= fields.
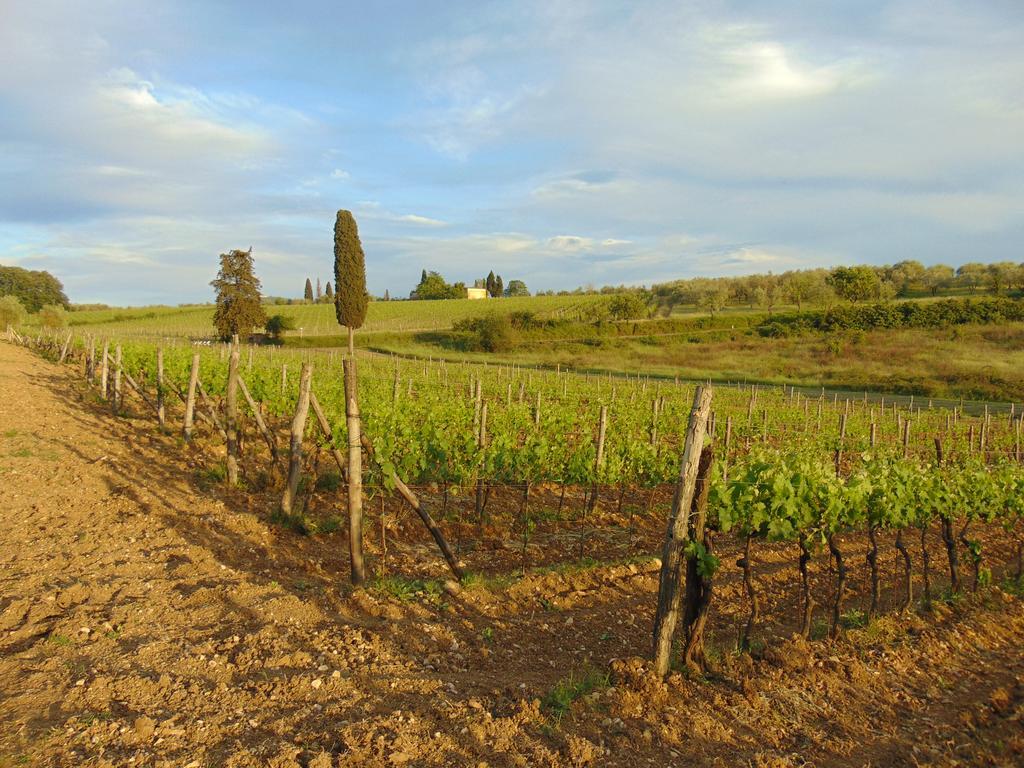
xmin=304 ymin=278 xmax=314 ymax=302
xmin=889 ymin=260 xmax=926 ymax=296
xmin=411 ymin=271 xmax=462 ymax=300
xmin=421 ymin=269 xmax=428 ymax=285
xmin=38 ymin=303 xmax=68 ymax=329
xmin=0 ymin=295 xmax=27 ymax=329
xmin=384 ymin=289 xmax=390 ymax=301
xmin=334 ymin=210 xmax=369 ymax=356
xmin=922 ymin=264 xmax=954 ymax=296
xmin=607 ymin=293 xmax=647 ymax=320
xmin=697 ymin=287 xmax=728 ymax=317
xmin=504 ymin=279 xmax=528 ymax=297
xmin=0 ymin=266 xmax=69 ymax=313
xmin=485 ymin=270 xmax=498 ymax=297
xmin=955 ymin=263 xmax=986 ymax=293
xmin=495 ymin=275 xmax=504 ymax=297
xmin=316 ymin=277 xmax=323 ymax=300
xmin=211 ymin=248 xmax=267 ymax=341
xmin=987 ymin=262 xmax=1018 ymax=294
xmin=781 ymin=270 xmax=828 ymax=310
xmin=827 ymin=266 xmax=880 ymax=303
xmin=265 ymin=313 xmax=296 ymax=341
xmin=325 ymin=281 xmax=334 ymax=299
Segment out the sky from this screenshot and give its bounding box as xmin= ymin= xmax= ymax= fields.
xmin=1 ymin=0 xmax=1022 ymax=305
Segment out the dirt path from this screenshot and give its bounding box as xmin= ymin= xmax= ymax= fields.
xmin=1 ymin=340 xmax=1023 ymax=768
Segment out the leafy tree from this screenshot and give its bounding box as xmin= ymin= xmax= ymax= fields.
xmin=504 ymin=279 xmax=529 ymax=297
xmin=334 ymin=210 xmax=369 ymax=355
xmin=0 ymin=266 xmax=69 ymax=313
xmin=265 ymin=313 xmax=296 ymax=341
xmin=211 ymin=248 xmax=267 ymax=341
xmin=955 ymin=263 xmax=986 ymax=293
xmin=38 ymin=304 xmax=68 ymax=329
xmin=923 ymin=264 xmax=954 ymax=296
xmin=781 ymin=270 xmax=828 ymax=310
xmin=411 ymin=271 xmax=463 ymax=300
xmin=476 ymin=314 xmax=513 ymax=352
xmin=827 ymin=266 xmax=880 ymax=303
xmin=304 ymin=278 xmax=314 ymax=302
xmin=607 ymin=293 xmax=647 ymax=320
xmin=0 ymin=295 xmax=27 ymax=329
xmin=889 ymin=260 xmax=926 ymax=295
xmin=697 ymin=287 xmax=728 ymax=317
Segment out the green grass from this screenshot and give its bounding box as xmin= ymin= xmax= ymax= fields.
xmin=541 ymin=668 xmax=610 ymax=723
xmin=370 ymin=575 xmax=444 ymax=604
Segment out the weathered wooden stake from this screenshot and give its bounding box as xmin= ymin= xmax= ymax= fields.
xmin=183 ymin=353 xmax=200 ymax=441
xmin=225 ymin=336 xmax=240 ymax=485
xmin=281 ymin=363 xmax=312 ymax=515
xmin=344 ymin=358 xmax=366 ymax=586
xmin=652 ymin=386 xmax=713 ymax=679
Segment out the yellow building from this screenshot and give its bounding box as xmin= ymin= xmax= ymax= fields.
xmin=466 ymin=287 xmax=489 ymax=300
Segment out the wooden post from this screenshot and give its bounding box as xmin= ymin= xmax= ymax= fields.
xmin=281 ymin=363 xmax=312 ymax=515
xmin=902 ymin=418 xmax=911 ymax=459
xmin=344 ymin=358 xmax=366 ymax=586
xmin=183 ymin=353 xmax=200 ymax=441
xmin=225 ymin=335 xmax=240 ymax=485
xmin=156 ymin=348 xmax=166 ymax=429
xmin=652 ymin=386 xmax=713 ymax=679
xmin=100 ymin=341 xmax=110 ymax=398
xmin=113 ymin=345 xmax=123 ymax=414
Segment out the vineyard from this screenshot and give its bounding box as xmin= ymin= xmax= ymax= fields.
xmin=13 ymin=329 xmax=1024 ymax=612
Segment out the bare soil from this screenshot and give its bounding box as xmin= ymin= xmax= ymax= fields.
xmin=1 ymin=341 xmax=1023 ymax=768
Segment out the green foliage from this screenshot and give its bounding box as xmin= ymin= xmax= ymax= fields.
xmin=541 ymin=669 xmax=609 ymax=722
xmin=828 ymin=266 xmax=882 ymax=303
xmin=333 ymin=210 xmax=369 ymax=330
xmin=37 ymin=303 xmax=68 ymax=329
xmin=304 ymin=278 xmax=314 ymax=302
xmin=210 ymin=248 xmax=267 ymax=341
xmin=411 ymin=271 xmax=465 ymax=300
xmin=504 ymin=279 xmax=529 ymax=297
xmin=607 ymin=293 xmax=648 ymax=320
xmin=0 ymin=266 xmax=69 ymax=313
xmin=0 ymin=295 xmax=27 ymax=329
xmin=265 ymin=314 xmax=296 ymax=340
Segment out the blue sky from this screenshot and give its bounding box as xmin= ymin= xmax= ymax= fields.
xmin=1 ymin=0 xmax=1022 ymax=304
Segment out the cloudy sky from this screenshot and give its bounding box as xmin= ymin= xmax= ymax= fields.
xmin=1 ymin=1 xmax=1022 ymax=304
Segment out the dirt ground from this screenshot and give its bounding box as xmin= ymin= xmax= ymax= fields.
xmin=1 ymin=340 xmax=1023 ymax=768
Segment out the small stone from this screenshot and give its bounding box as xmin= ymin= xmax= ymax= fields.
xmin=134 ymin=716 xmax=156 ymax=741
xmin=310 ymin=678 xmax=323 ymax=689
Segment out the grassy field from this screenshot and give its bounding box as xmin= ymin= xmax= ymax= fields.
xmin=57 ymin=294 xmax=613 ymax=337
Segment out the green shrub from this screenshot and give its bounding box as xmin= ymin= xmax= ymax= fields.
xmin=0 ymin=295 xmax=27 ymax=329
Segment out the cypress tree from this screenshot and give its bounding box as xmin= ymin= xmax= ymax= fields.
xmin=211 ymin=248 xmax=267 ymax=341
xmin=316 ymin=277 xmax=323 ymax=300
xmin=334 ymin=210 xmax=369 ymax=355
xmin=486 ymin=270 xmax=496 ymax=297
xmin=384 ymin=289 xmax=390 ymax=301
xmin=304 ymin=278 xmax=313 ymax=302
xmin=325 ymin=281 xmax=334 ymax=298
xmin=495 ymin=275 xmax=504 ymax=297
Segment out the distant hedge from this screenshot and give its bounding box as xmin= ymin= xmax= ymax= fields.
xmin=758 ymin=297 xmax=1024 ymax=337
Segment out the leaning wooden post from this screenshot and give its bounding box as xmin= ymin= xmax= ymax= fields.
xmin=156 ymin=348 xmax=166 ymax=429
xmin=183 ymin=353 xmax=200 ymax=441
xmin=225 ymin=335 xmax=240 ymax=485
xmin=281 ymin=363 xmax=313 ymax=515
xmin=344 ymin=358 xmax=366 ymax=586
xmin=652 ymin=385 xmax=713 ymax=679
xmin=112 ymin=345 xmax=123 ymax=414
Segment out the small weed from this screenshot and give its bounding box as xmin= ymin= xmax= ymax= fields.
xmin=194 ymin=464 xmax=226 ymax=491
xmin=47 ymin=633 xmax=72 ymax=647
xmin=810 ymin=618 xmax=830 ymax=641
xmin=269 ymin=509 xmax=310 ymax=535
xmin=315 ymin=471 xmax=342 ymax=492
xmin=371 ymin=575 xmax=443 ymax=604
xmin=541 ymin=669 xmax=610 ymax=723
xmin=480 ymin=627 xmax=494 ymax=644
xmin=2 ymin=429 xmax=18 ymax=438
xmin=1001 ymin=575 xmax=1024 ymax=597
xmin=459 ymin=572 xmax=519 ymax=592
xmin=599 ymin=631 xmax=613 ymax=642
xmin=840 ymin=609 xmax=868 ymax=629
xmin=316 ymin=516 xmax=343 ymax=534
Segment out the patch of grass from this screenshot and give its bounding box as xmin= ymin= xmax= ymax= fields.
xmin=371 ymin=575 xmax=444 ymax=604
xmin=46 ymin=633 xmax=72 ymax=647
xmin=1001 ymin=575 xmax=1024 ymax=597
xmin=194 ymin=464 xmax=226 ymax=491
xmin=459 ymin=571 xmax=520 ymax=592
xmin=2 ymin=429 xmax=18 ymax=438
xmin=840 ymin=609 xmax=868 ymax=629
xmin=315 ymin=471 xmax=342 ymax=492
xmin=315 ymin=516 xmax=344 ymax=534
xmin=541 ymin=668 xmax=610 ymax=723
xmin=269 ymin=509 xmax=311 ymax=535
xmin=810 ymin=618 xmax=830 ymax=641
